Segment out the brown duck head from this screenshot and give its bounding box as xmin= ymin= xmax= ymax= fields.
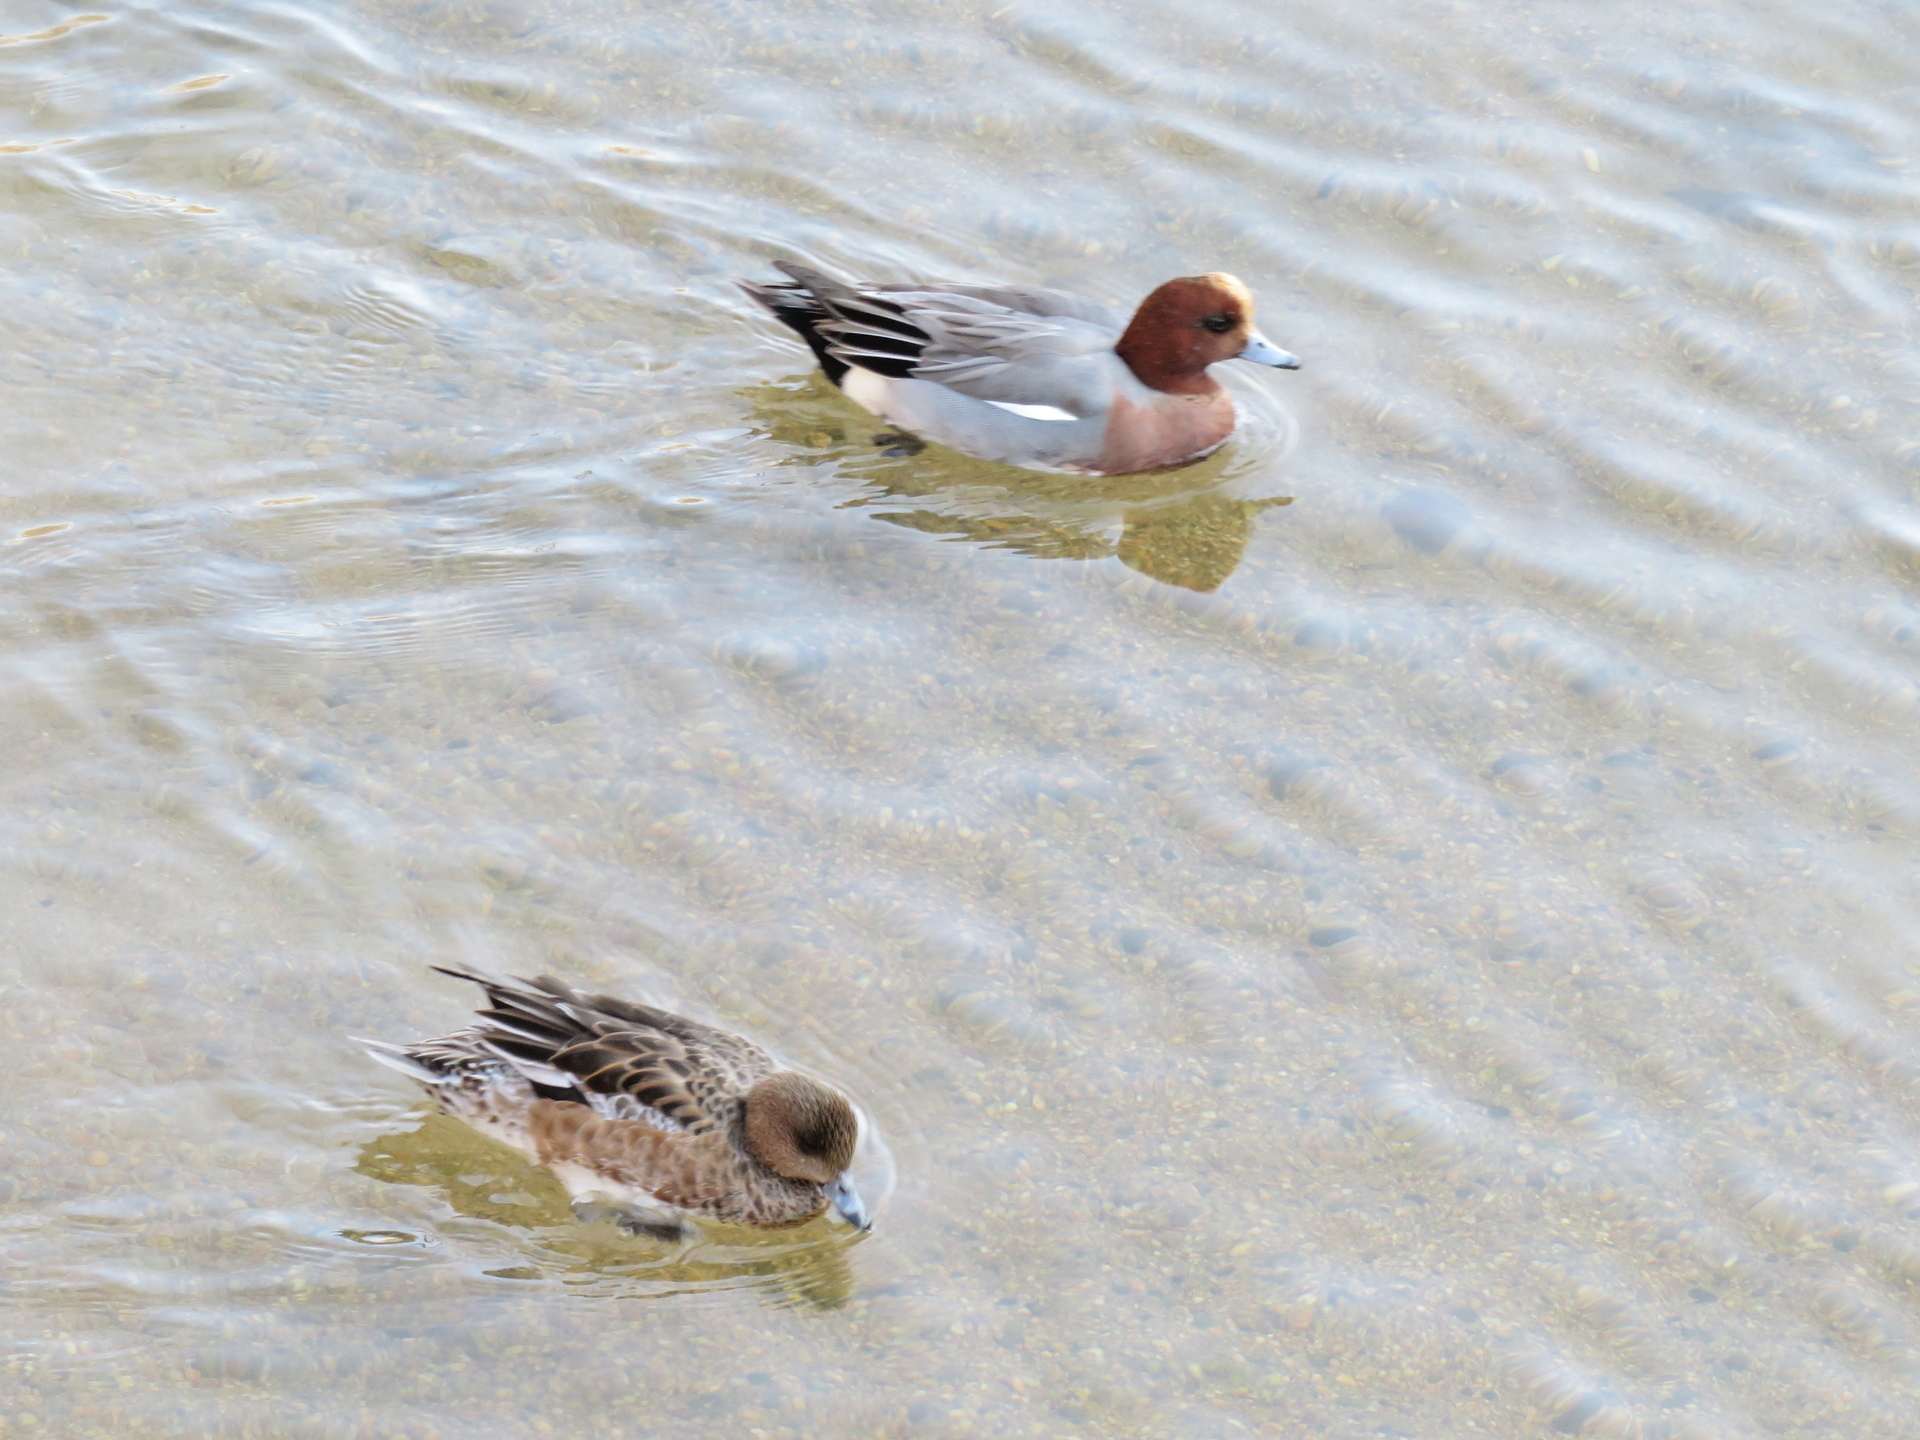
xmin=1115 ymin=272 xmax=1301 ymax=395
xmin=744 ymin=1072 xmax=870 ymax=1229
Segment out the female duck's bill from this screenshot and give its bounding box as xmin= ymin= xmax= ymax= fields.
xmin=740 ymin=263 xmax=1300 ymax=476
xmin=356 ymin=967 xmax=872 ymax=1239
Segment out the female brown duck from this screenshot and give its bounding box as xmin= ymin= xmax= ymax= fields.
xmin=359 ymin=967 xmax=871 ymax=1239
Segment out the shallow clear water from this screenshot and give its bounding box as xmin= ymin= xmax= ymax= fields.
xmin=6 ymin=0 xmax=1920 ymax=1435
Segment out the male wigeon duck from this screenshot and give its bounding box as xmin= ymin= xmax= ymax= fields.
xmin=358 ymin=967 xmax=871 ymax=1239
xmin=741 ymin=262 xmax=1301 ymax=476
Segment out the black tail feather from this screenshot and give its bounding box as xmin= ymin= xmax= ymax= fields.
xmin=740 ymin=262 xmax=932 ymax=388
xmin=739 ymin=279 xmax=850 ymax=386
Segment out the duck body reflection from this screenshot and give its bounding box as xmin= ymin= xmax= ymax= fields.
xmin=746 ymin=369 xmax=1297 ymax=592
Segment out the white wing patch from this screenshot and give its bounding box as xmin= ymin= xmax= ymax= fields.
xmin=986 ymin=400 xmax=1079 ymax=422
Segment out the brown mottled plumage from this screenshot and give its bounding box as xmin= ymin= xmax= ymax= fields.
xmin=357 ymin=968 xmax=870 ymax=1238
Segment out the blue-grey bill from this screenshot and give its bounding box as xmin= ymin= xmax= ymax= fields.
xmin=828 ymin=1175 xmax=872 ymax=1231
xmin=1238 ymin=332 xmax=1301 ymax=369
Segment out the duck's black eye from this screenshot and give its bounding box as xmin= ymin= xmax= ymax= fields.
xmin=1199 ymin=314 xmax=1235 ymax=334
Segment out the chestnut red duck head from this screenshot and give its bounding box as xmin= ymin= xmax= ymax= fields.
xmin=1115 ymin=272 xmax=1300 ymax=395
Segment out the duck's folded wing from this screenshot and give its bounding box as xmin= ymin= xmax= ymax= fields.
xmin=435 ymin=967 xmax=774 ymax=1133
xmin=543 ymin=1024 xmax=722 ymax=1131
xmin=561 ymin=1000 xmax=776 ymax=1130
xmin=777 ymin=265 xmax=1124 ymax=416
xmin=891 ymin=292 xmax=1120 ymax=411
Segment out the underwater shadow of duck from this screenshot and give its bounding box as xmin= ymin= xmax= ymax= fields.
xmin=741 ymin=372 xmax=1294 ymax=593
xmin=355 ymin=1112 xmax=859 ymax=1311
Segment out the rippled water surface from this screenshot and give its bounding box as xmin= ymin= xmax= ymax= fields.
xmin=8 ymin=0 xmax=1920 ymax=1434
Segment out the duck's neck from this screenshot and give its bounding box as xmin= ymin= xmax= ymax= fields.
xmin=1115 ymin=317 xmax=1224 ymax=397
